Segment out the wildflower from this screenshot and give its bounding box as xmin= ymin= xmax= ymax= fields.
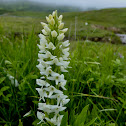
xmin=41 ymin=22 xmax=47 ymax=27
xmin=60 ymin=28 xmax=68 ymax=33
xmin=36 ymin=10 xmax=70 ymax=126
xmin=51 ymin=30 xmax=58 ymax=37
xmin=85 ymin=22 xmax=88 ymax=26
xmin=7 ymin=74 xmax=19 ymax=87
xmin=57 ymin=33 xmax=65 ymax=41
xmin=58 ymin=23 xmax=64 ymax=29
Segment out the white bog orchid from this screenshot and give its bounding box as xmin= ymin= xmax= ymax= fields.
xmin=37 ymin=111 xmax=45 ymax=124
xmin=46 ymin=42 xmax=56 ymax=50
xmin=36 ymin=88 xmax=48 ymax=101
xmin=51 ymin=30 xmax=58 ymax=37
xmin=36 ymin=79 xmax=50 ymax=87
xmin=58 ymin=15 xmax=63 ymax=20
xmin=57 ymin=33 xmax=65 ymax=41
xmin=62 ymin=40 xmax=70 ymax=47
xmin=36 ymin=10 xmax=70 ymax=126
xmin=60 ymin=28 xmax=68 ymax=33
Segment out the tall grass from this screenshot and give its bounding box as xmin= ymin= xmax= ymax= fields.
xmin=0 ymin=26 xmax=126 ymax=125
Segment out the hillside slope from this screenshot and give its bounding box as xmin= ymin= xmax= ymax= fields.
xmin=0 ymin=8 xmax=126 ymax=43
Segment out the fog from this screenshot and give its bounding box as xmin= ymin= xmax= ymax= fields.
xmin=29 ymin=0 xmax=126 ymax=9
xmin=1 ymin=0 xmax=126 ymax=10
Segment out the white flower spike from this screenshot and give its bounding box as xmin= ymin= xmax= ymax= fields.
xmin=36 ymin=10 xmax=70 ymax=126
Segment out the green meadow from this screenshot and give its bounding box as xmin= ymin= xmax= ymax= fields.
xmin=0 ymin=7 xmax=126 ymax=126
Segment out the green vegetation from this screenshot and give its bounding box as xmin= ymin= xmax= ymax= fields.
xmin=0 ymin=7 xmax=126 ymax=126
xmin=0 ymin=30 xmax=126 ymax=125
xmin=1 ymin=8 xmax=126 ymax=43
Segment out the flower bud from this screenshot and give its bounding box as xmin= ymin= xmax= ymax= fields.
xmin=50 ymin=19 xmax=55 ymax=25
xmin=52 ymin=10 xmax=57 ymax=17
xmin=41 ymin=22 xmax=47 ymax=27
xmin=46 ymin=16 xmax=50 ymax=23
xmin=58 ymin=23 xmax=64 ymax=29
xmin=51 ymin=30 xmax=57 ymax=37
xmin=59 ymin=15 xmax=63 ymax=20
xmin=49 ymin=14 xmax=53 ymax=20
xmin=57 ymin=33 xmax=65 ymax=41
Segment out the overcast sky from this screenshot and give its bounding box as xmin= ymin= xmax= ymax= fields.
xmin=1 ymin=0 xmax=126 ymax=10
xmin=30 ymin=0 xmax=126 ymax=9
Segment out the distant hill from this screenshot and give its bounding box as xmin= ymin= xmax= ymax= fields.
xmin=1 ymin=6 xmax=126 ymax=43
xmin=0 ymin=0 xmax=82 ymax=13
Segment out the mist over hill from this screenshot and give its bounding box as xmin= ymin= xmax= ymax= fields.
xmin=0 ymin=0 xmax=84 ymax=12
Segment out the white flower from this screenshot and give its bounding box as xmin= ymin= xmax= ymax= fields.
xmin=46 ymin=42 xmax=56 ymax=50
xmin=38 ymin=33 xmax=46 ymax=40
xmin=38 ymin=53 xmax=44 ymax=60
xmin=62 ymin=48 xmax=69 ymax=54
xmin=62 ymin=54 xmax=70 ymax=60
xmin=85 ymin=22 xmax=88 ymax=26
xmin=52 ymin=10 xmax=56 ymax=17
xmin=36 ymin=63 xmax=45 ymax=72
xmin=49 ymin=14 xmax=53 ymax=20
xmin=36 ymin=61 xmax=49 ymax=70
xmin=45 ymin=58 xmax=63 ymax=66
xmin=42 ymin=29 xmax=48 ymax=35
xmin=60 ymin=98 xmax=70 ymax=106
xmin=36 ymin=79 xmax=50 ymax=87
xmin=45 ymin=114 xmax=64 ymax=126
xmin=50 ymin=19 xmax=55 ymax=25
xmin=59 ymin=57 xmax=70 ymax=68
xmin=62 ymin=40 xmax=70 ymax=47
xmin=53 ymin=106 xmax=66 ymax=114
xmin=44 ymin=85 xmax=63 ymax=97
xmin=58 ymin=23 xmax=64 ymax=29
xmin=60 ymin=28 xmax=68 ymax=33
xmin=46 ymin=16 xmax=50 ymax=23
xmin=58 ymin=81 xmax=67 ymax=90
xmin=62 ymin=49 xmax=70 ymax=60
xmin=37 ymin=44 xmax=46 ymax=53
xmin=37 ymin=111 xmax=45 ymax=124
xmin=38 ymin=51 xmax=56 ymax=59
xmin=41 ymin=22 xmax=47 ymax=27
xmin=56 ymin=115 xmax=64 ymax=126
xmin=57 ymin=33 xmax=65 ymax=41
xmin=40 ymin=104 xmax=66 ymax=114
xmin=60 ymin=66 xmax=68 ymax=72
xmin=50 ymin=94 xmax=68 ymax=105
xmin=44 ymin=26 xmax=51 ymax=33
xmin=7 ymin=74 xmax=19 ymax=87
xmin=45 ymin=117 xmax=57 ymax=125
xmin=36 ymin=88 xmax=47 ymax=101
xmin=40 ymin=66 xmax=56 ymax=76
xmin=51 ymin=30 xmax=58 ymax=37
xmin=38 ymin=103 xmax=52 ymax=114
xmin=39 ymin=37 xmax=47 ymax=45
xmin=47 ymin=74 xmax=65 ymax=85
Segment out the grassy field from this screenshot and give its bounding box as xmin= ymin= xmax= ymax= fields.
xmin=0 ymin=8 xmax=126 ymax=43
xmin=0 ymin=8 xmax=126 ymax=126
